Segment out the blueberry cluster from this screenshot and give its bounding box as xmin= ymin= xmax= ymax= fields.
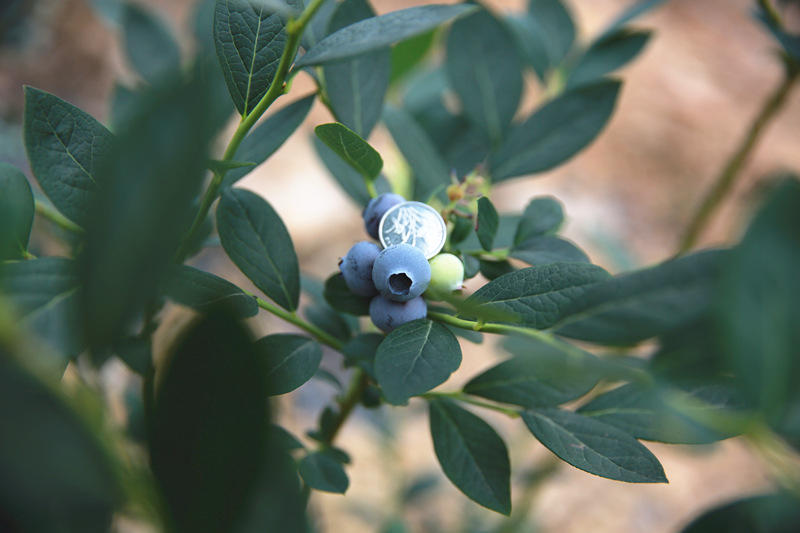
xmin=338 ymin=194 xmax=465 ymax=332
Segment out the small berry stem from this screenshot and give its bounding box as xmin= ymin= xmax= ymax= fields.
xmin=251 ymin=294 xmax=344 ymax=351
xmin=421 ymin=391 xmax=521 ymax=418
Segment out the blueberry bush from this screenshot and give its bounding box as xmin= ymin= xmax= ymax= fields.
xmin=1 ymin=0 xmax=800 ymax=531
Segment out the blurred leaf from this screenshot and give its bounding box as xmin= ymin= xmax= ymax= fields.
xmin=23 ymin=86 xmax=113 ymax=227
xmin=0 ymin=162 xmax=33 ymax=260
xmin=342 ymin=332 xmax=383 ymax=377
xmin=521 ymin=408 xmax=667 ymax=482
xmin=312 ymin=136 xmax=391 ymax=206
xmin=298 ymin=451 xmax=349 ymax=493
xmin=0 ymin=352 xmax=119 ymax=532
xmin=567 ymin=29 xmax=651 ymax=89
xmin=428 ymin=398 xmax=511 ymax=515
xmin=478 ymin=259 xmax=514 ymax=280
xmin=513 ymin=196 xmax=564 ymax=243
xmin=383 ymin=105 xmax=450 ymax=201
xmin=459 ymin=215 xmax=521 ymax=252
xmin=556 ymin=250 xmax=728 ymax=345
xmin=304 ymin=304 xmax=352 ymax=342
xmin=208 ymin=159 xmax=256 ymax=174
xmin=122 ymin=1 xmax=181 ymax=84
xmin=324 ymin=272 xmax=371 ymax=316
xmin=272 ymin=424 xmax=305 ymax=450
xmin=217 ymin=188 xmax=300 ymax=311
xmin=476 ymin=197 xmax=499 ymax=252
xmin=315 ymin=122 xmax=383 ymax=180
xmin=505 ymin=14 xmax=549 ymax=81
xmin=681 ymin=492 xmax=800 ymax=533
xmin=446 ymin=6 xmax=522 ymax=142
xmin=527 ymin=0 xmax=575 ymax=68
xmin=257 ymin=334 xmax=322 ymax=395
xmin=375 ymin=319 xmax=462 ymax=405
xmin=390 ymin=29 xmax=435 ymax=83
xmin=224 ymin=94 xmax=315 ymax=187
xmin=323 ymin=0 xmax=390 ymax=137
xmin=301 ymin=0 xmax=337 ymax=50
xmin=295 ymin=4 xmax=478 ymax=67
xmin=1 ymin=258 xmax=83 ymax=365
xmin=214 ymin=0 xmax=301 ymax=115
xmin=466 ymin=263 xmax=610 ymax=328
xmin=511 ymin=236 xmax=590 ymax=265
xmin=109 ymin=82 xmax=138 ymax=130
xmin=600 ymin=0 xmax=666 ymax=39
xmin=755 ymin=4 xmax=800 ymax=64
xmin=489 ymin=80 xmax=621 ymax=181
xmin=162 ymin=264 xmax=259 ymax=318
xmin=114 ymin=335 xmax=151 ymax=376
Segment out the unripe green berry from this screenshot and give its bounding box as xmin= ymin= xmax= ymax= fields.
xmin=426 ymin=253 xmax=465 ymax=299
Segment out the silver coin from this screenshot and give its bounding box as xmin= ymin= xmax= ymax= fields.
xmin=378 ymin=201 xmax=446 ymax=259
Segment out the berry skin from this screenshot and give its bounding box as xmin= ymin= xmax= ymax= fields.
xmin=372 ymin=244 xmax=431 ymax=302
xmin=426 ymin=253 xmax=465 ymax=300
xmin=369 ymin=294 xmax=427 ymax=332
xmin=339 ymin=241 xmax=380 ymax=296
xmin=363 ymin=193 xmax=405 ymax=239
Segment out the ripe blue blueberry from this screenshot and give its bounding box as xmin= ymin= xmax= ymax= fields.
xmin=363 ymin=193 xmax=405 ymax=239
xmin=372 ymin=244 xmax=431 ymax=302
xmin=369 ymin=294 xmax=427 ymax=332
xmin=339 ymin=241 xmax=380 ymax=296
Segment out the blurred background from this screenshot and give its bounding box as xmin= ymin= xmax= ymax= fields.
xmin=2 ymin=0 xmax=799 ymax=531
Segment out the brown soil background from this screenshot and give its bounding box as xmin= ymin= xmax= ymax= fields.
xmin=2 ymin=0 xmax=799 ymax=531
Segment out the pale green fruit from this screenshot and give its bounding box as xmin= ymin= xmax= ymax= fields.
xmin=426 ymin=253 xmax=465 ymax=299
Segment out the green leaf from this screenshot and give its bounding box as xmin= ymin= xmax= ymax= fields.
xmin=390 ymin=29 xmax=436 ymax=83
xmin=162 ymin=264 xmax=258 ymax=318
xmin=207 ymin=159 xmax=256 ymax=174
xmin=0 ymin=353 xmax=119 ymax=531
xmin=301 ymin=0 xmax=337 ymax=50
xmin=521 ymin=408 xmax=667 ymax=483
xmin=383 ymin=105 xmax=450 ymax=201
xmin=513 ymin=196 xmax=564 ymax=243
xmin=342 ymin=332 xmax=383 ymax=377
xmin=479 ymin=259 xmax=515 ymax=281
xmin=304 ymin=304 xmax=352 ymax=342
xmin=476 ymin=197 xmax=499 ymax=252
xmin=256 ymin=334 xmax=322 ymax=395
xmin=0 ymin=162 xmax=34 ymax=260
xmin=567 ymin=29 xmax=651 ymax=89
xmin=511 ymin=236 xmax=589 ymax=266
xmin=1 ymin=258 xmax=83 ymax=363
xmin=114 ymin=335 xmax=152 ymax=376
xmin=577 ymin=382 xmax=741 ymax=444
xmin=490 ymin=80 xmax=621 ymax=181
xmin=214 ymin=0 xmax=300 ymax=115
xmin=556 ymin=250 xmax=727 ymax=345
xmin=324 ymin=272 xmax=371 ymax=316
xmin=313 ymin=136 xmax=389 ymax=206
xmin=109 ymin=83 xmax=138 ymax=130
xmin=680 ymin=492 xmax=800 ymax=533
xmin=314 ymin=122 xmax=383 ymax=180
xmin=600 ymin=0 xmax=666 ymax=39
xmin=150 ymin=313 xmax=268 ymax=532
xmin=217 ymin=188 xmax=300 ymax=311
xmin=272 ymin=424 xmax=305 ymax=450
xmin=298 ymin=451 xmax=349 ymax=493
xmin=23 ymin=86 xmax=114 ymax=226
xmin=466 ymin=263 xmax=610 ymax=329
xmin=505 ymin=15 xmax=549 ymax=82
xmin=463 ymin=342 xmax=598 ymax=408
xmin=223 ymin=94 xmax=315 ymax=187
xmin=375 ymin=319 xmax=462 ymax=405
xmin=459 ymin=215 xmax=522 ymax=252
xmin=428 ymin=398 xmax=511 ymax=515
xmin=122 ymin=1 xmax=181 ymax=84
xmin=445 ymin=7 xmax=522 ymax=142
xmin=295 ymin=4 xmax=477 ymax=67
xmin=323 ymin=0 xmax=391 ymax=137
xmin=528 ymin=0 xmax=575 ymax=68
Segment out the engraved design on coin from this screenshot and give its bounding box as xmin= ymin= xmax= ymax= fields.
xmin=378 ymin=201 xmax=446 ymax=259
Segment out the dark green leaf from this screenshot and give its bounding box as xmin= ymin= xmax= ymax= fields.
xmin=207 ymin=159 xmax=256 ymax=174
xmin=450 ymin=216 xmax=473 ymax=245
xmin=23 ymin=86 xmax=114 ymax=226
xmin=0 ymin=353 xmax=119 ymax=531
xmin=466 ymin=263 xmax=610 ymax=328
xmin=600 ymin=0 xmax=666 ymax=39
xmin=514 ymin=196 xmax=564 ymax=243
xmin=476 ymin=197 xmax=499 ymax=252
xmin=298 ymin=451 xmax=349 ymax=493
xmin=556 ymin=250 xmax=727 ymax=345
xmin=390 ymin=29 xmax=435 ymax=83
xmin=312 ymin=136 xmax=391 ymax=206
xmin=217 ymin=187 xmax=300 ymax=311
xmin=272 ymin=424 xmax=305 ymax=450
xmin=324 ymin=272 xmax=371 ymax=315
xmin=505 ymin=15 xmax=549 ymax=82
xmin=122 ymin=1 xmax=181 ymax=84
xmin=428 ymin=398 xmax=511 ymax=515
xmin=257 ymin=334 xmax=322 ymax=395
xmin=478 ymin=259 xmax=515 ymax=280
xmin=1 ymin=258 xmax=83 ymax=363
xmin=463 ymin=253 xmax=480 ymax=279
xmin=114 ymin=335 xmax=152 ymax=376
xmin=460 ymin=215 xmax=522 ymax=252
xmin=315 ymin=122 xmax=383 ymax=180
xmin=109 ymin=83 xmax=138 ymax=130
xmin=0 ymin=162 xmax=34 ymax=260
xmin=224 ymin=94 xmax=315 ymax=187
xmin=162 ymin=265 xmax=258 ymax=318
xmin=464 ymin=343 xmax=598 ymax=408
xmin=528 ymin=0 xmax=575 ymax=67
xmin=489 ymin=80 xmax=621 ymax=181
xmin=383 ymin=105 xmax=450 ymax=201
xmin=567 ymin=29 xmax=651 ymax=89
xmin=447 ymin=324 xmax=483 ymax=344
xmin=150 ymin=314 xmax=267 ymax=532
xmin=323 ymin=0 xmax=390 ymax=137
xmin=511 ymin=236 xmax=589 ymax=265
xmin=214 ymin=0 xmax=300 ymax=115
xmin=681 ymin=492 xmax=800 ymax=533
xmin=342 ymin=332 xmax=383 ymax=377
xmin=446 ymin=7 xmax=522 ymax=142
xmin=374 ymin=319 xmax=462 ymax=405
xmin=301 ymin=0 xmax=337 ymax=50
xmin=295 ymin=4 xmax=478 ymax=67
xmin=521 ymin=408 xmax=667 ymax=483
xmin=304 ymin=304 xmax=352 ymax=342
